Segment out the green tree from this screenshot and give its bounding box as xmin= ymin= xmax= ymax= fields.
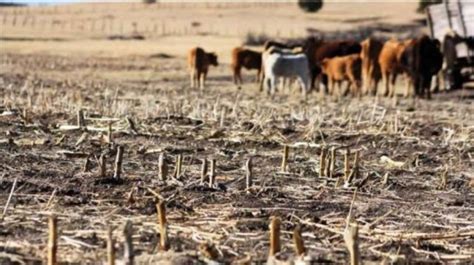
xmin=298 ymin=0 xmax=323 ymax=13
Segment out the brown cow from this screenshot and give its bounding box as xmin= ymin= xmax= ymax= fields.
xmin=378 ymin=39 xmax=414 ymax=97
xmin=231 ymin=47 xmax=262 ymax=87
xmin=399 ymin=35 xmax=443 ymax=99
xmin=188 ymin=47 xmax=218 ymax=89
xmin=360 ymin=37 xmax=384 ymax=95
xmin=303 ymin=37 xmax=362 ymax=93
xmin=321 ymin=54 xmax=362 ymax=98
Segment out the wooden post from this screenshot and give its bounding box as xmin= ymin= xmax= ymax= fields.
xmin=158 ymin=153 xmax=168 ymax=181
xmin=269 ymin=216 xmax=281 ymax=256
xmin=245 ymin=158 xmax=253 ymax=189
xmin=47 ymin=215 xmax=58 ymax=265
xmin=281 ymin=145 xmax=289 ymax=172
xmin=123 ymin=220 xmax=134 ymax=265
xmin=107 ymin=226 xmax=115 ymax=265
xmin=209 ymin=159 xmax=216 ymax=188
xmin=113 ymin=146 xmax=124 ymax=179
xmin=157 ymin=201 xmax=169 ymax=251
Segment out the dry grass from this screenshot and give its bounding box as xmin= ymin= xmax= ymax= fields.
xmin=0 ymin=2 xmax=473 ymax=264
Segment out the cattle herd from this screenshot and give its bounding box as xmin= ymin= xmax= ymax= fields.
xmin=188 ymin=35 xmax=443 ymax=99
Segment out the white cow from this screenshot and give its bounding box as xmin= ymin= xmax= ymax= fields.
xmin=263 ymin=51 xmax=310 ymax=96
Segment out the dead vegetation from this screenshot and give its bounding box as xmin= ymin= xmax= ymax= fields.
xmin=0 ymin=53 xmax=473 ymax=264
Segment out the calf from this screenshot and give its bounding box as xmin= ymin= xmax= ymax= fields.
xmin=378 ymin=39 xmax=413 ymax=97
xmin=360 ymin=37 xmax=384 ymax=95
xmin=263 ymin=51 xmax=310 ymax=97
xmin=303 ymin=38 xmax=362 ymax=93
xmin=188 ymin=47 xmax=218 ymax=89
xmin=231 ymin=47 xmax=262 ymax=87
xmin=321 ymin=54 xmax=362 ymax=98
xmin=399 ymin=35 xmax=443 ymax=99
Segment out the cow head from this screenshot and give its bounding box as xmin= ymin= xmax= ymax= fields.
xmin=208 ymin=52 xmax=218 ymax=66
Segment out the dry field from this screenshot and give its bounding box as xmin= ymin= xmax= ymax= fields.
xmin=1 ymin=2 xmax=473 ymax=265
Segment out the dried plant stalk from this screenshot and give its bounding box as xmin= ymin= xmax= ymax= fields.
xmin=126 ymin=116 xmax=138 ymax=134
xmin=107 ymin=122 xmax=113 ymax=143
xmin=347 ymin=151 xmax=359 ymax=184
xmin=199 ymin=242 xmax=219 ymax=260
xmin=82 ymin=156 xmax=90 ymax=173
xmin=174 ymin=154 xmax=182 ymax=178
xmin=1 ymin=177 xmax=17 ymax=220
xmin=220 ymin=106 xmax=226 ymax=128
xmin=123 ymin=220 xmax=134 ymax=265
xmin=440 ymin=166 xmax=448 ymax=189
xmin=77 ymin=109 xmax=85 ymax=128
xmin=325 ymin=148 xmax=332 ymax=177
xmin=281 ymin=145 xmax=289 ymax=172
xmin=344 ymin=149 xmax=351 ymax=181
xmin=99 ymin=154 xmax=106 ymax=178
xmin=319 ymin=148 xmax=326 ymax=177
xmin=382 ymin=172 xmax=389 ymax=186
xmin=209 ymin=159 xmax=216 ymax=188
xmin=329 ymin=147 xmax=336 ymax=178
xmin=48 ymin=215 xmax=58 ymax=265
xmin=158 ymin=153 xmax=168 ymax=181
xmin=245 ymin=158 xmax=253 ymax=189
xmin=343 ymin=223 xmax=360 ymax=265
xmin=156 ymin=201 xmax=169 ymax=251
xmin=107 ymin=226 xmax=115 ymax=265
xmin=113 ymin=146 xmax=124 ymax=179
xmin=200 ymin=159 xmax=208 ymax=184
xmin=269 ymin=216 xmax=281 ymax=257
xmin=293 ymin=225 xmax=306 ymax=256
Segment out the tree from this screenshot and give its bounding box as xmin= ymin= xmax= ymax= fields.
xmin=298 ymin=0 xmax=323 ymax=13
xmin=417 ymin=0 xmax=442 ymax=13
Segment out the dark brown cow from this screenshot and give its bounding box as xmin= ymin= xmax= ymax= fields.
xmin=399 ymin=35 xmax=443 ymax=99
xmin=188 ymin=47 xmax=218 ymax=89
xmin=231 ymin=47 xmax=262 ymax=87
xmin=360 ymin=37 xmax=384 ymax=95
xmin=303 ymin=37 xmax=362 ymax=93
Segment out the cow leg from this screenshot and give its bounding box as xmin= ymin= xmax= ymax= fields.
xmin=372 ymin=76 xmax=380 ymax=96
xmin=256 ymin=68 xmax=262 ymax=84
xmin=270 ymin=77 xmax=277 ymax=96
xmin=423 ymin=75 xmax=432 ymax=99
xmin=298 ymin=74 xmax=309 ymax=97
xmin=327 ymin=78 xmax=333 ymax=96
xmin=190 ymin=70 xmax=196 ymax=89
xmin=382 ymin=70 xmax=389 ymax=97
xmin=389 ymin=72 xmax=397 ymax=98
xmin=199 ymin=70 xmax=207 ymax=90
xmin=232 ymin=66 xmax=240 ymax=86
xmin=404 ymin=75 xmax=413 ymax=98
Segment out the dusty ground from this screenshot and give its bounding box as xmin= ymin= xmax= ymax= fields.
xmin=1 ymin=2 xmax=473 ymax=265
